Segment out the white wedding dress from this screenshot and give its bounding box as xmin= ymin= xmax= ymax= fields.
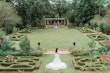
xmin=46 ymin=53 xmax=67 ymax=70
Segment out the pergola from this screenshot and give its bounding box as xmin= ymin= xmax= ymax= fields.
xmin=43 ymin=18 xmax=69 ymax=28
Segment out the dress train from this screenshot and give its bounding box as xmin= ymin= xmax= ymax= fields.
xmin=46 ymin=53 xmax=67 ymax=70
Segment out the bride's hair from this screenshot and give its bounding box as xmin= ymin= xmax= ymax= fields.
xmin=55 ymin=48 xmax=58 ymax=53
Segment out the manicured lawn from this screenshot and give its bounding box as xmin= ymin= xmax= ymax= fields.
xmin=37 ymin=54 xmax=78 ymax=73
xmin=10 ymin=28 xmax=102 ymax=73
xmin=27 ymin=28 xmax=100 ymax=50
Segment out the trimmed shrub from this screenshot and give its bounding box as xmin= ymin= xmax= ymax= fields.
xmin=30 ymin=50 xmax=42 ymax=56
xmin=98 ymin=47 xmax=108 ymax=54
xmin=1 ymin=62 xmax=17 ymax=66
xmin=68 ymin=24 xmax=76 ymax=28
xmin=29 ymin=62 xmax=35 ymax=65
xmin=4 ymin=24 xmax=15 ymax=34
xmin=77 ymin=27 xmax=93 ymax=33
xmin=0 ymin=31 xmax=6 ymax=39
xmin=19 ymin=28 xmax=33 ymax=33
xmin=71 ymin=49 xmax=90 ymax=56
xmin=90 ymin=22 xmax=98 ymax=30
xmin=34 ymin=60 xmax=41 ymax=69
xmin=88 ymin=40 xmax=96 ymax=49
xmin=37 ymin=24 xmax=45 ymax=29
xmin=92 ymin=50 xmax=101 ymax=57
xmin=87 ymin=34 xmax=108 ymax=41
xmin=99 ymin=23 xmax=104 ymax=32
xmin=74 ymin=65 xmax=81 ymax=70
xmin=99 ymin=41 xmax=105 ymax=46
xmin=10 ymin=64 xmax=32 ymax=68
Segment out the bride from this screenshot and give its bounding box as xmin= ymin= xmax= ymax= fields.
xmin=46 ymin=48 xmax=67 ymax=70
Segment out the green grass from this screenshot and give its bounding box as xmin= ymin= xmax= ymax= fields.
xmin=37 ymin=54 xmax=78 ymax=73
xmin=11 ymin=28 xmax=102 ymax=73
xmin=27 ymin=28 xmax=100 ymax=50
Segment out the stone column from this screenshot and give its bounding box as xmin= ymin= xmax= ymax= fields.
xmin=44 ymin=19 xmax=46 ymax=28
xmin=67 ymin=20 xmax=70 ymax=26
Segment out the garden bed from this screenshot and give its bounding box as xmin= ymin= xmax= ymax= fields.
xmin=0 ymin=56 xmax=41 ymax=71
xmin=10 ymin=34 xmax=26 ymax=41
xmin=87 ymin=34 xmax=108 ymax=41
xmin=19 ymin=28 xmax=36 ymax=33
xmin=77 ymin=27 xmax=94 ymax=33
xmin=70 ymin=49 xmax=90 ymax=56
xmin=72 ymin=56 xmax=110 ymax=71
xmin=99 ymin=41 xmax=106 ymax=46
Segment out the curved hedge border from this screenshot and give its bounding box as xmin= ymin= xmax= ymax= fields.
xmin=10 ymin=34 xmax=26 ymax=41
xmin=73 ymin=56 xmax=110 ymax=71
xmin=87 ymin=34 xmax=108 ymax=41
xmin=0 ymin=56 xmax=41 ymax=71
xmin=19 ymin=28 xmax=35 ymax=34
xmin=99 ymin=41 xmax=105 ymax=46
xmin=77 ymin=27 xmax=94 ymax=33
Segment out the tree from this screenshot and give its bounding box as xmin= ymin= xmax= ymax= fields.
xmin=0 ymin=37 xmax=15 ymax=51
xmin=19 ymin=36 xmax=32 ymax=56
xmin=70 ymin=0 xmax=80 ymax=10
xmin=50 ymin=0 xmax=69 ymax=17
xmin=74 ymin=0 xmax=98 ymax=26
xmin=15 ymin=0 xmax=51 ymax=27
xmin=0 ymin=1 xmax=22 ymax=27
xmin=94 ymin=0 xmax=107 ymax=16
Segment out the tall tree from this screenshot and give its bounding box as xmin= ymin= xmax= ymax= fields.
xmin=74 ymin=0 xmax=99 ymax=26
xmin=15 ymin=0 xmax=51 ymax=27
xmin=50 ymin=0 xmax=69 ymax=17
xmin=0 ymin=1 xmax=22 ymax=27
xmin=70 ymin=0 xmax=80 ymax=10
xmin=94 ymin=0 xmax=106 ymax=16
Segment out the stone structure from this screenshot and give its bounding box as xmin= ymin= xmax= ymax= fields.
xmin=100 ymin=52 xmax=107 ymax=62
xmin=6 ymin=55 xmax=14 ymax=62
xmin=44 ymin=18 xmax=69 ymax=28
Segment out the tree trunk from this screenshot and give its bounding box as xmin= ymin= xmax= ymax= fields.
xmin=99 ymin=6 xmax=102 ymax=20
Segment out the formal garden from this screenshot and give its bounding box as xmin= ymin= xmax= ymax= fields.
xmin=0 ymin=0 xmax=110 ymax=73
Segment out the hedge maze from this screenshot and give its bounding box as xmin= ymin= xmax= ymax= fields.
xmin=0 ymin=56 xmax=41 ymax=71
xmin=87 ymin=33 xmax=108 ymax=41
xmin=72 ymin=56 xmax=110 ymax=71
xmin=77 ymin=27 xmax=94 ymax=33
xmin=19 ymin=28 xmax=36 ymax=33
xmin=10 ymin=34 xmax=26 ymax=41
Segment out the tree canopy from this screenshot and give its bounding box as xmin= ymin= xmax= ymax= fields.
xmin=0 ymin=1 xmax=22 ymax=27
xmin=0 ymin=0 xmax=109 ymax=27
